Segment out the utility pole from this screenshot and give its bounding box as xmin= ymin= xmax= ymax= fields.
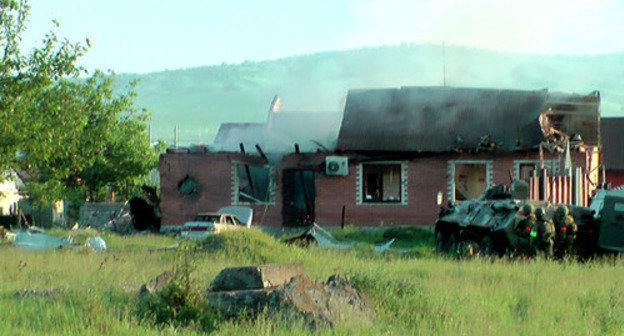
xmin=442 ymin=42 xmax=447 ymax=87
xmin=174 ymin=125 xmax=178 ymax=148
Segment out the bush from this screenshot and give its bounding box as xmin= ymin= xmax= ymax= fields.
xmin=136 ymin=240 xmax=220 ymax=332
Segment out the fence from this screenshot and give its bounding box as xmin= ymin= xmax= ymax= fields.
xmin=528 ymin=167 xmax=591 ymax=206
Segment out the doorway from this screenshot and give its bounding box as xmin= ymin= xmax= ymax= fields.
xmin=282 ymin=169 xmax=315 ymax=226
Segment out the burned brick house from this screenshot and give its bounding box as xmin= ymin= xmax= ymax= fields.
xmin=159 ymin=87 xmax=600 ymax=230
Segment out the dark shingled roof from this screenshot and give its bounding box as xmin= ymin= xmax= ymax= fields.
xmin=337 ymin=86 xmax=548 ymax=152
xmin=601 ymin=117 xmax=624 ymax=171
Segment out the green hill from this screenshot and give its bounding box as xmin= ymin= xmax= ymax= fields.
xmin=115 ymin=44 xmax=624 ymax=145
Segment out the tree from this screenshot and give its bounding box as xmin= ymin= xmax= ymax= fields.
xmin=0 ymin=0 xmax=164 ymax=214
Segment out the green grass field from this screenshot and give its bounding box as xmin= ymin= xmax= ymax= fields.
xmin=1 ymin=227 xmax=623 ymax=335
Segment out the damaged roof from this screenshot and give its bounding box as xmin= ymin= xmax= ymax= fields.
xmin=337 ymin=86 xmax=548 ymax=152
xmin=545 ymin=91 xmax=601 ymax=146
xmin=212 ymin=112 xmax=342 ymax=153
xmin=601 ymin=117 xmax=624 ymax=171
xmin=213 ymin=123 xmax=267 ymax=150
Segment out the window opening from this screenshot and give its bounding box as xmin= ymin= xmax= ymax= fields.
xmin=454 ymin=163 xmax=487 ymax=201
xmin=235 ymin=163 xmax=272 ymax=204
xmin=362 ymin=164 xmax=402 ymax=203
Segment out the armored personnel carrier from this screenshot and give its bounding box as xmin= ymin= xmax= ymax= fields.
xmin=434 ymin=182 xmax=622 ymax=257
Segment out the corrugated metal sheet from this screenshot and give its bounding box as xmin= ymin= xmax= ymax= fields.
xmin=602 ymin=117 xmax=624 ymax=170
xmin=337 ymin=86 xmax=548 ymax=152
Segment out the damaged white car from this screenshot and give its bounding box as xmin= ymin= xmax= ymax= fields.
xmin=180 ymin=206 xmax=253 ymax=238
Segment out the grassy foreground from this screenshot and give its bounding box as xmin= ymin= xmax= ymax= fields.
xmin=1 ymin=227 xmax=624 ymax=335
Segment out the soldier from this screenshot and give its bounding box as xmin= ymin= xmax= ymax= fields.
xmin=505 ymin=203 xmax=535 ymax=257
xmin=553 ymin=205 xmax=578 ymax=258
xmin=530 ymin=207 xmax=555 ymax=258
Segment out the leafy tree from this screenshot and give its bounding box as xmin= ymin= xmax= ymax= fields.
xmin=0 ymin=0 xmax=164 ymax=214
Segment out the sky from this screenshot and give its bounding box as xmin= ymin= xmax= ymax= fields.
xmin=22 ymin=0 xmax=624 ymax=74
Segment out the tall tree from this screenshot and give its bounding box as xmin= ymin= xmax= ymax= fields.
xmin=0 ymin=0 xmax=164 ymax=212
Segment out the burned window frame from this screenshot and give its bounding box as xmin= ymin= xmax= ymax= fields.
xmin=357 ymin=161 xmax=408 ymax=205
xmin=231 ymin=162 xmax=276 ymax=205
xmin=448 ymin=160 xmax=493 ymax=202
xmin=513 ymin=159 xmax=561 ymax=181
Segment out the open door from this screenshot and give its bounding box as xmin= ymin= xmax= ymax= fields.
xmin=282 ymin=169 xmax=315 ymax=226
xmin=598 ymin=191 xmax=624 ymax=251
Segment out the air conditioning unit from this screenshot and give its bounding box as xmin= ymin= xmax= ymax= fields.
xmin=325 ymin=156 xmax=349 ymax=176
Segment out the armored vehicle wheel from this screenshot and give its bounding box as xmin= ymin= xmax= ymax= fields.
xmin=458 ymin=240 xmax=480 ymax=257
xmin=435 ymin=230 xmax=450 ymax=253
xmin=448 ymin=231 xmax=460 ymax=256
xmin=480 ymin=235 xmax=496 ymax=256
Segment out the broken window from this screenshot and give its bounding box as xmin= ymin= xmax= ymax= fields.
xmin=362 ymin=164 xmax=402 ymax=203
xmin=453 ymin=163 xmax=487 ymax=201
xmin=515 ymin=160 xmax=560 ymax=181
xmin=519 ymin=163 xmax=537 ymax=181
xmin=235 ymin=163 xmax=274 ymax=204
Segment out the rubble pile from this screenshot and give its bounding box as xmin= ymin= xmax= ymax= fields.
xmin=139 ymin=263 xmax=374 ymax=328
xmin=206 ymin=264 xmax=374 ymax=327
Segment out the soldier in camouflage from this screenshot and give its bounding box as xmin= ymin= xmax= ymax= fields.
xmin=553 ymin=205 xmax=578 ymax=258
xmin=505 ymin=203 xmax=536 ymax=257
xmin=530 ymin=207 xmax=555 ymax=258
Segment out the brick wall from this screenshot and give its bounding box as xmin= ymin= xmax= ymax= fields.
xmin=607 ymin=171 xmax=624 ymax=188
xmin=160 ymin=149 xmax=592 ymax=228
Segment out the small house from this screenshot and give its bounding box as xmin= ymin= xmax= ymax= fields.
xmin=159 ymin=87 xmax=600 ymax=230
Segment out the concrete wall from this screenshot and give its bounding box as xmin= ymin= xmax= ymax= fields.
xmin=160 ymin=150 xmax=592 ymax=229
xmin=79 ymin=202 xmax=125 ymax=228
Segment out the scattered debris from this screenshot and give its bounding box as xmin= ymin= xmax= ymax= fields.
xmin=85 ymin=236 xmax=107 ymax=253
xmin=374 ymin=238 xmax=396 ymax=252
xmin=12 ymin=227 xmax=72 ymax=250
xmin=104 ymin=207 xmax=135 ymax=234
xmin=284 ymin=223 xmax=395 ymax=252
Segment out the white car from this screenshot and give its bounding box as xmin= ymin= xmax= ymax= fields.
xmin=180 ymin=206 xmax=253 ymax=238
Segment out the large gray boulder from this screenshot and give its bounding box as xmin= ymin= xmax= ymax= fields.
xmin=206 ymin=273 xmax=374 ymax=327
xmin=210 ymin=263 xmax=304 ymax=291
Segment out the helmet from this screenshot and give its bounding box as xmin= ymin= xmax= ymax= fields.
xmin=535 ymin=207 xmax=545 ymax=219
xmin=521 ymin=203 xmax=534 ymax=215
xmin=555 ymin=205 xmax=569 ymax=218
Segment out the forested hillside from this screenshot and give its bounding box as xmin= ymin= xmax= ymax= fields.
xmin=115 ymin=44 xmax=624 ymax=145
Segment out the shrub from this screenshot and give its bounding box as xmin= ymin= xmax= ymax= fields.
xmin=136 ymin=240 xmax=220 ymax=332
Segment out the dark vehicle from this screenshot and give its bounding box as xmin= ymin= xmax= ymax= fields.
xmin=434 ymin=183 xmax=623 ymax=257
